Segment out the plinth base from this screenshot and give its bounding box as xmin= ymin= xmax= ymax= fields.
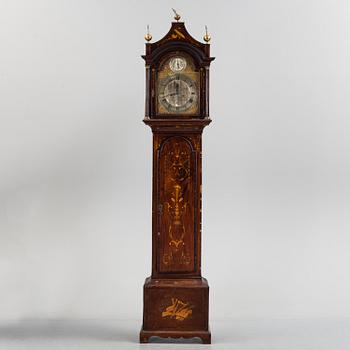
xmin=140 ymin=329 xmax=211 ymax=344
xmin=140 ymin=277 xmax=210 ymax=344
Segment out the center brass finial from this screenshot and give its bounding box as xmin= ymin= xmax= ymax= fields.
xmin=172 ymin=8 xmax=181 ymax=21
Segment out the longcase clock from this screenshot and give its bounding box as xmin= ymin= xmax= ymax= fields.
xmin=140 ymin=11 xmax=214 ymax=344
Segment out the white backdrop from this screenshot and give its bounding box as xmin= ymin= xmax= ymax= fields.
xmin=1 ymin=0 xmax=350 ymax=322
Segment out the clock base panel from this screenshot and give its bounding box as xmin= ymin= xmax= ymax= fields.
xmin=140 ymin=277 xmax=210 ymax=344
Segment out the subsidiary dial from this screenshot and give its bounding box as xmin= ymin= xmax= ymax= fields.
xmin=169 ymin=57 xmax=187 ymax=72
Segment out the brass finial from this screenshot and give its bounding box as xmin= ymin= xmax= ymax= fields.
xmin=144 ymin=24 xmax=152 ymax=42
xmin=172 ymin=8 xmax=181 ymax=21
xmin=203 ymin=25 xmax=211 ymax=43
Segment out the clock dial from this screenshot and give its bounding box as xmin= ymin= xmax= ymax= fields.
xmin=156 ymin=53 xmax=199 ymax=115
xmin=158 ymin=75 xmax=197 ymax=113
xmin=169 ymin=57 xmax=187 ymax=72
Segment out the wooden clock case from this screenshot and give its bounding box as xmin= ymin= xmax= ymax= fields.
xmin=140 ymin=20 xmax=214 ymax=344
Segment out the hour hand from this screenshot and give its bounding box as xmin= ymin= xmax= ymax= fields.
xmin=162 ymin=92 xmax=177 ymax=98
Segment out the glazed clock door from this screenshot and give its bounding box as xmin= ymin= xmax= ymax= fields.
xmin=158 ymin=136 xmax=196 ymax=273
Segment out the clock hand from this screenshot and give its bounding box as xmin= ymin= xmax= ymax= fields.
xmin=163 ymin=92 xmax=178 ymax=98
xmin=176 ymin=75 xmax=180 ymax=95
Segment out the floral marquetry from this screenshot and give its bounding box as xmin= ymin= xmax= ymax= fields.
xmin=159 ymin=137 xmax=194 ymax=272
